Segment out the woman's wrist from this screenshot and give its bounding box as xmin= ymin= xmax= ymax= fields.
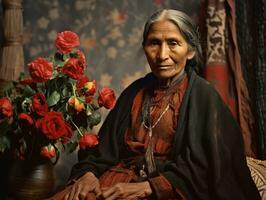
xmin=139 ymin=181 xmax=153 ymax=196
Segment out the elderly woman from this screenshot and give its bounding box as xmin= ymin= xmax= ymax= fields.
xmin=49 ymin=9 xmax=260 ymax=200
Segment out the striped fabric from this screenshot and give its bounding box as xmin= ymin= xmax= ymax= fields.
xmin=247 ymin=157 xmax=266 ymax=199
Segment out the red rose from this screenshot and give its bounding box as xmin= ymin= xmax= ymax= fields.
xmin=61 ymin=124 xmax=73 ymax=144
xmin=19 ymin=113 xmax=34 ymax=125
xmin=18 ymin=113 xmax=34 ymax=131
xmin=62 ymin=58 xmax=84 ymax=79
xmin=85 ymin=95 xmax=94 ymax=104
xmin=76 ymin=77 xmax=97 ymax=96
xmin=76 ymin=76 xmax=89 ymax=89
xmin=40 ymin=111 xmax=73 ymax=140
xmin=0 ymin=97 xmax=13 ymax=118
xmin=32 ymin=93 xmax=48 ymax=116
xmin=76 ymin=49 xmax=86 ymax=65
xmin=79 ymin=133 xmax=99 ymax=150
xmin=55 ymin=31 xmax=80 ymax=54
xmin=98 ymin=87 xmax=116 ymax=109
xmin=28 ymin=57 xmax=53 ymax=82
xmin=19 ymin=78 xmax=34 ymax=85
xmin=84 ymin=80 xmax=97 ymax=96
xmin=40 ymin=144 xmax=56 ymax=159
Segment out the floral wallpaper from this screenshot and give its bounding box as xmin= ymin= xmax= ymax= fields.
xmin=23 ymin=0 xmax=201 ymax=95
xmin=22 ymin=0 xmax=201 ymax=188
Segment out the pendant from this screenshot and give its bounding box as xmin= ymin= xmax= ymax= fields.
xmin=148 ymin=128 xmax=152 ymax=137
xmin=139 ymin=164 xmax=147 ymax=178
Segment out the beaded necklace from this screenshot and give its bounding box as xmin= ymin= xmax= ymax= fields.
xmin=141 ymin=70 xmax=186 ymax=177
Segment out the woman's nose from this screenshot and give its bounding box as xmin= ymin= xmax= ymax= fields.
xmin=157 ymin=43 xmax=169 ymax=61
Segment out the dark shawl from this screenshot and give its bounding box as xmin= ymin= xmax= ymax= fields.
xmin=70 ymin=68 xmax=261 ymax=200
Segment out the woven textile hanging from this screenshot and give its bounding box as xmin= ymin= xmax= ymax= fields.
xmin=204 ymin=0 xmax=256 ymax=157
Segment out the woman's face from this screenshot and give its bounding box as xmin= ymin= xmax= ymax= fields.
xmin=143 ymin=20 xmax=195 ymax=80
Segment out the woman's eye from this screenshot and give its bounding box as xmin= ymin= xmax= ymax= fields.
xmin=147 ymin=40 xmax=160 ymax=46
xmin=168 ymin=41 xmax=179 ymax=46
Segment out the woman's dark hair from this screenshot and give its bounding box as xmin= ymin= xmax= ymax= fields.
xmin=142 ymin=9 xmax=202 ymax=66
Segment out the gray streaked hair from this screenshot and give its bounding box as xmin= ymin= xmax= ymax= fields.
xmin=142 ymin=9 xmax=202 ymax=65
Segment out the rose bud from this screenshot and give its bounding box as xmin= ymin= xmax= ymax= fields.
xmin=79 ymin=133 xmax=99 ymax=150
xmin=98 ymin=87 xmax=116 ymax=109
xmin=0 ymin=97 xmax=13 ymax=119
xmin=84 ymin=80 xmax=97 ymax=96
xmin=68 ymin=96 xmax=85 ymax=113
xmin=40 ymin=144 xmax=56 ymax=159
xmin=19 ymin=78 xmax=34 ymax=85
xmin=76 ymin=76 xmax=90 ymax=90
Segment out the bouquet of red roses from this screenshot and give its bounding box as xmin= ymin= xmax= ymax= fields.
xmin=0 ymin=31 xmax=116 ymax=161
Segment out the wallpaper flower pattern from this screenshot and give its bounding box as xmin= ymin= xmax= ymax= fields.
xmin=23 ymin=0 xmax=200 ymax=95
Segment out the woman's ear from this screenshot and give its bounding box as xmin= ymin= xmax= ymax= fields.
xmin=187 ymin=50 xmax=195 ymax=60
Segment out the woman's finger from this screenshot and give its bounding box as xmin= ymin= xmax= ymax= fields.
xmin=94 ymin=184 xmax=102 ymax=197
xmin=72 ymin=184 xmax=82 ymax=200
xmin=64 ymin=193 xmax=69 ymax=200
xmin=78 ymin=184 xmax=94 ymax=200
xmin=101 ymin=186 xmax=116 ymax=199
xmin=67 ymin=184 xmax=79 ymax=200
xmin=63 ymin=185 xmax=74 ymax=200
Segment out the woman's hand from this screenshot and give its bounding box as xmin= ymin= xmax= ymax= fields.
xmin=64 ymin=172 xmax=101 ymax=200
xmin=100 ymin=181 xmax=152 ymax=200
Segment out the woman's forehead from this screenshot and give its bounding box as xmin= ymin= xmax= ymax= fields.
xmin=146 ymin=20 xmax=184 ymax=39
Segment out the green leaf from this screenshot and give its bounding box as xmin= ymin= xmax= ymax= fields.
xmin=63 ymin=54 xmax=70 ymax=61
xmin=64 ymin=141 xmax=78 ymax=154
xmin=47 ymin=91 xmax=61 ymax=107
xmin=23 ymin=85 xmax=36 ymax=97
xmin=88 ymin=111 xmax=101 ymax=128
xmin=18 ymin=72 xmax=26 ymax=82
xmin=67 ymin=78 xmax=76 ymax=85
xmin=54 ymin=60 xmax=65 ymax=68
xmin=62 ymin=87 xmax=71 ymax=98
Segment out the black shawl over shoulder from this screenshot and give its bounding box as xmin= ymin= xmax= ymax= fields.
xmin=70 ymin=69 xmax=261 ymax=200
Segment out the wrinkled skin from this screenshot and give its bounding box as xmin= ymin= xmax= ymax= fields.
xmin=64 ymin=172 xmax=101 ymax=200
xmin=64 ymin=172 xmax=152 ymax=200
xmin=143 ymin=20 xmax=195 ymax=86
xmin=101 ymin=182 xmax=152 ymax=200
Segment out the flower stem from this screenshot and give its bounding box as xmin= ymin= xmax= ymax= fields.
xmin=71 ymin=83 xmax=76 ymax=97
xmin=70 ymin=118 xmax=83 ymax=136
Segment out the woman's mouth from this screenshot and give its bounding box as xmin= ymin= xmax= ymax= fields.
xmin=157 ymin=65 xmax=172 ymax=69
